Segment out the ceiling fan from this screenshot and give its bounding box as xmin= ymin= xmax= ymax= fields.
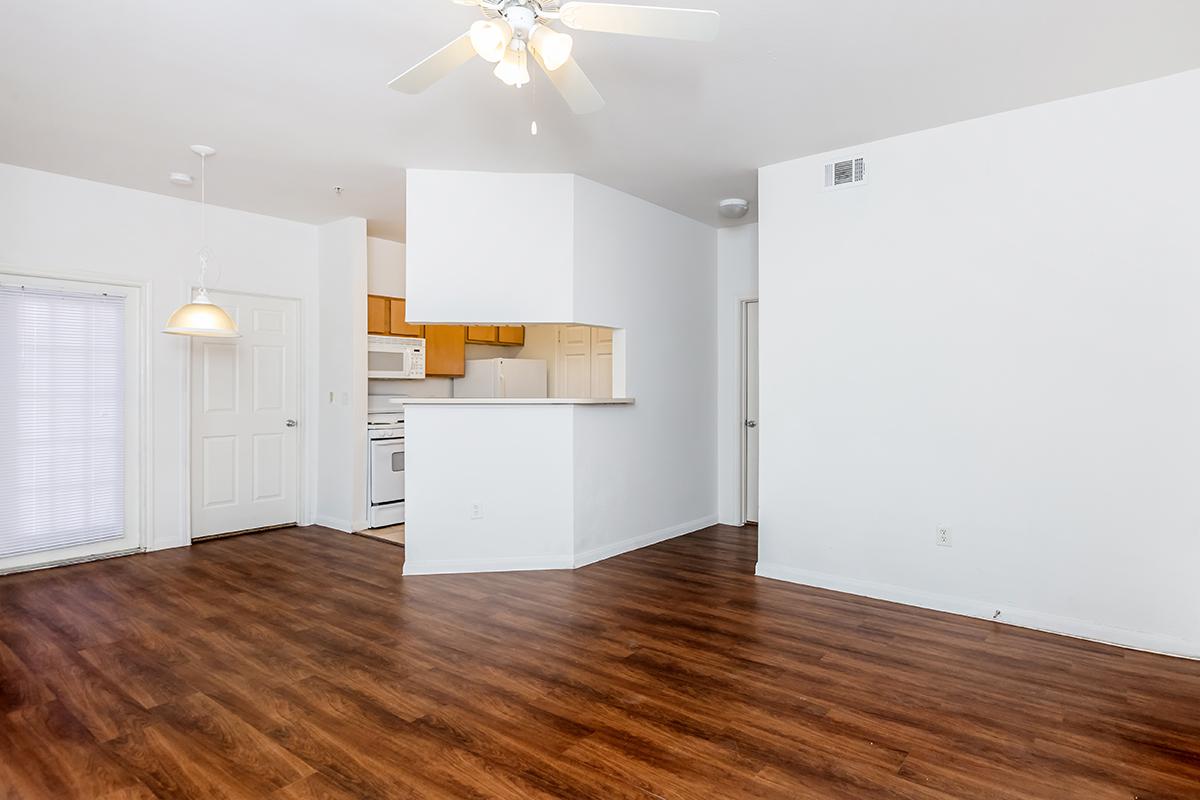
xmin=388 ymin=1 xmax=720 ymax=115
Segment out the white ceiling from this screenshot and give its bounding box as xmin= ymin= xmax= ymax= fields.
xmin=3 ymin=1 xmax=1200 ymax=240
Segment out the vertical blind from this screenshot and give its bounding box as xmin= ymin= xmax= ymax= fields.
xmin=0 ymin=285 xmax=127 ymax=559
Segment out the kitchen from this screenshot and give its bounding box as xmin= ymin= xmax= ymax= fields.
xmin=362 ymin=236 xmax=615 ymax=543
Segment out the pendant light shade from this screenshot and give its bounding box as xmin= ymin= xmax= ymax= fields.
xmin=163 ymin=145 xmax=240 ymax=338
xmin=163 ymin=288 xmax=239 ymax=337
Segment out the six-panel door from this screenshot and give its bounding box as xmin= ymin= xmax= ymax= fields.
xmin=191 ymin=291 xmax=300 ymax=538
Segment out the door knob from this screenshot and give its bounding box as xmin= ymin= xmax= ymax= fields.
xmin=745 ymin=420 xmax=758 ymax=428
xmin=285 ymin=419 xmax=298 ymax=428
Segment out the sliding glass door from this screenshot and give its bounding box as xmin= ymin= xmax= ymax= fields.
xmin=0 ymin=275 xmax=143 ymax=573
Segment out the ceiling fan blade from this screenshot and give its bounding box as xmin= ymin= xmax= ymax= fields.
xmin=533 ymin=52 xmax=605 ymax=115
xmin=558 ymin=2 xmax=719 ymax=41
xmin=388 ymin=32 xmax=476 ymax=94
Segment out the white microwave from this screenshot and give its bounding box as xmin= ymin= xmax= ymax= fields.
xmin=367 ymin=336 xmax=426 ymax=379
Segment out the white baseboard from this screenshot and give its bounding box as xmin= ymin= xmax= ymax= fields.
xmin=574 ymin=514 xmax=719 ymax=568
xmin=403 ymin=554 xmax=574 ymax=576
xmin=312 ymin=515 xmax=353 ymax=533
xmin=756 ymin=561 xmax=1200 ymax=661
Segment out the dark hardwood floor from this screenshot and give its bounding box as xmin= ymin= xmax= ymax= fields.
xmin=1 ymin=526 xmax=1199 ymax=799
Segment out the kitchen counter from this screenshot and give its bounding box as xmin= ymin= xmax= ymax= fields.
xmin=399 ymin=397 xmax=635 ymax=406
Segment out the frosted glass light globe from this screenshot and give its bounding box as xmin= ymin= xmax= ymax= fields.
xmin=470 ymin=19 xmax=513 ymax=63
xmin=529 ymin=25 xmax=573 ymax=71
xmin=493 ymin=47 xmax=530 ymax=87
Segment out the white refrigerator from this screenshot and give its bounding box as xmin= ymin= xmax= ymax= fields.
xmin=453 ymin=359 xmax=548 ymax=399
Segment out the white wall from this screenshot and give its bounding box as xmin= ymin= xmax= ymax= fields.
xmin=571 ymin=177 xmax=719 ymax=562
xmin=316 ymin=218 xmax=369 ymax=532
xmin=402 ymin=170 xmax=719 ymax=573
xmin=758 ymin=68 xmax=1200 ymax=658
xmin=405 ymin=169 xmax=575 ymax=324
xmin=403 ymin=405 xmax=574 ymax=574
xmin=716 ymin=224 xmax=758 ymax=524
xmin=367 ymin=236 xmax=405 ymax=297
xmin=0 ymin=163 xmax=321 ymax=550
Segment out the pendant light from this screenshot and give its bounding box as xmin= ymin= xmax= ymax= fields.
xmin=163 ymin=145 xmax=240 ymax=338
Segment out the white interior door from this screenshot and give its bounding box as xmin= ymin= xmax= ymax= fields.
xmin=191 ymin=291 xmax=299 ymax=538
xmin=591 ymin=328 xmax=614 ymax=400
xmin=744 ymin=301 xmax=759 ymax=523
xmin=559 ymin=325 xmax=592 ymax=398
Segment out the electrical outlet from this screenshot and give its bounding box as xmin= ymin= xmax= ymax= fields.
xmin=470 ymin=503 xmax=483 ymax=520
xmin=936 ymin=527 xmax=952 ymax=547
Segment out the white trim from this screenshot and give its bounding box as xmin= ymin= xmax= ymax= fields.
xmin=737 ymin=297 xmax=758 ymax=526
xmin=755 ymin=561 xmax=1200 ymax=661
xmin=314 ymin=515 xmax=354 ymax=533
xmin=403 ymin=554 xmax=574 ymax=576
xmin=574 ymin=514 xmax=719 ymax=568
xmin=0 ymin=267 xmax=152 ymax=566
xmin=400 ymin=397 xmax=635 ymax=406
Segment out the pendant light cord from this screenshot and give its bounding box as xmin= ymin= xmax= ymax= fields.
xmin=198 ymin=152 xmax=208 ymax=293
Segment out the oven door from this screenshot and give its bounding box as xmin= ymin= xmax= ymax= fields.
xmin=369 ymin=439 xmax=405 ymax=504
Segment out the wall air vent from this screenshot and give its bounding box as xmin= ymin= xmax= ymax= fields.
xmin=824 ymin=157 xmax=867 ymax=189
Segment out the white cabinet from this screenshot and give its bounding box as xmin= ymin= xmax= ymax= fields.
xmin=557 ymin=325 xmax=613 ymax=399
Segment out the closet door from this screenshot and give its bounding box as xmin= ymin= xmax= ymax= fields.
xmin=591 ymin=328 xmax=613 ymax=399
xmin=559 ymin=325 xmax=592 ymax=398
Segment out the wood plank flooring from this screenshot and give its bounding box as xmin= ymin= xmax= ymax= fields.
xmin=1 ymin=525 xmax=1199 ymax=799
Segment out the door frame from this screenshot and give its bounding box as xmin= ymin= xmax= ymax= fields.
xmin=739 ymin=298 xmax=759 ymax=526
xmin=184 ymin=287 xmax=309 ymax=541
xmin=0 ymin=265 xmax=151 ymax=571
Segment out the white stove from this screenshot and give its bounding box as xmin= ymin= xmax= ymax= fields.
xmin=367 ymin=396 xmax=406 ymax=527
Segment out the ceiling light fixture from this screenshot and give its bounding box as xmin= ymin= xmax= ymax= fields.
xmin=719 ymin=198 xmax=750 ymax=219
xmin=389 ymin=2 xmax=719 ymax=115
xmin=163 ymin=145 xmax=240 ymax=338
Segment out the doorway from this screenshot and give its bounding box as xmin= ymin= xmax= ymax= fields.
xmin=742 ymin=300 xmax=759 ymax=524
xmin=190 ymin=290 xmax=301 ymax=539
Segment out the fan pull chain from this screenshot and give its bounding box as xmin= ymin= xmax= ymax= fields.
xmin=530 ymin=70 xmax=539 ymax=136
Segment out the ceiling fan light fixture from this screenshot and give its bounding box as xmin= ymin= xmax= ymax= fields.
xmin=528 ymin=24 xmax=573 ymax=71
xmin=493 ymin=45 xmax=530 ymax=87
xmin=469 ymin=18 xmax=512 ymax=63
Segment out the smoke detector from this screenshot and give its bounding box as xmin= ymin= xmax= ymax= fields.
xmin=169 ymin=172 xmax=194 ymax=187
xmin=719 ymin=198 xmax=750 ymax=219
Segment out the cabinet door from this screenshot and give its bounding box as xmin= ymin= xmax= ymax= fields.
xmin=496 ymin=325 xmax=525 ymax=346
xmin=559 ymin=325 xmax=592 ymax=398
xmin=466 ymin=325 xmax=498 ymax=344
xmin=390 ymin=298 xmax=424 ymax=337
xmin=425 ymin=325 xmax=466 ymax=376
xmin=591 ymin=327 xmax=613 ymax=399
xmin=367 ymin=295 xmax=390 ymax=335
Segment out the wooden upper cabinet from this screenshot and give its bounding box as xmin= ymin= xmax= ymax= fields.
xmin=496 ymin=325 xmax=525 ymax=346
xmin=389 ymin=298 xmax=424 ymax=338
xmin=466 ymin=325 xmax=525 ymax=346
xmin=367 ymin=295 xmax=390 ymax=335
xmin=466 ymin=325 xmax=498 ymax=344
xmin=425 ymin=325 xmax=466 ymax=376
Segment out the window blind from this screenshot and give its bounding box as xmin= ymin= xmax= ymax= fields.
xmin=0 ymin=285 xmax=127 ymax=559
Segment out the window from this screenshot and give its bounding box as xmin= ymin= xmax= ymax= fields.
xmin=0 ymin=282 xmax=137 ymax=566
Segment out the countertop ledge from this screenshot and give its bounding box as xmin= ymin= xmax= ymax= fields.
xmin=399 ymin=397 xmax=635 ymax=406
